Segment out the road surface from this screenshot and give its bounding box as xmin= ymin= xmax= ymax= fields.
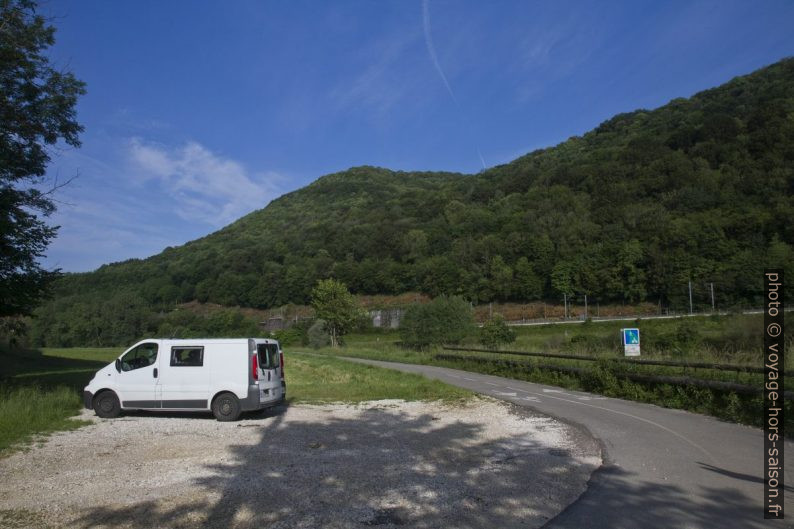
xmin=345 ymin=357 xmax=794 ymax=528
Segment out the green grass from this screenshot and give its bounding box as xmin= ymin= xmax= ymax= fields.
xmin=0 ymin=345 xmax=470 ymax=456
xmin=0 ymin=347 xmax=114 ymax=456
xmin=0 ymin=385 xmax=90 ymax=455
xmin=285 ymin=352 xmax=470 ymax=403
xmin=304 ymin=313 xmax=794 ymax=432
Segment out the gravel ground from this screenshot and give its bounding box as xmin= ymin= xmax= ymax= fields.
xmin=0 ymin=397 xmax=600 ymax=529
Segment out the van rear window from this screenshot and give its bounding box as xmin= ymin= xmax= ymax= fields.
xmin=256 ymin=343 xmax=279 ymax=369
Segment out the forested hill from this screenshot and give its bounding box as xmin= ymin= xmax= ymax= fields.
xmin=34 ymin=58 xmax=794 ymax=345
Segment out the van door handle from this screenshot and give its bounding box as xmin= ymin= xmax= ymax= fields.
xmin=153 ymin=368 xmax=158 ymax=378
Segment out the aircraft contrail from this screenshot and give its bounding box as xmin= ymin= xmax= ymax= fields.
xmin=422 ymin=0 xmax=458 ymax=106
xmin=422 ymin=0 xmax=487 ymax=170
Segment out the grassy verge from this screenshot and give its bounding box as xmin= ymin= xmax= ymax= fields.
xmin=0 ymin=385 xmax=90 ymax=454
xmin=285 ymin=352 xmax=470 ymax=403
xmin=0 ymin=347 xmax=115 ymax=456
xmin=304 ymin=316 xmax=794 ymax=432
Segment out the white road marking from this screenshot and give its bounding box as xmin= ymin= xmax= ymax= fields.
xmin=484 ymin=382 xmax=498 ymax=386
xmin=439 ymin=369 xmax=714 ymax=463
xmin=520 ymin=388 xmax=716 ymax=463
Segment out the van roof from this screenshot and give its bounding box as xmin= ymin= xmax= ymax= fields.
xmin=139 ymin=338 xmax=278 ymax=344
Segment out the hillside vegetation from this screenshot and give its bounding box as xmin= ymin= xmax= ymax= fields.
xmin=32 ymin=58 xmax=794 ymax=346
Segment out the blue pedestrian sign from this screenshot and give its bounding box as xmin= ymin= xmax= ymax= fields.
xmin=622 ymin=328 xmax=640 ymax=356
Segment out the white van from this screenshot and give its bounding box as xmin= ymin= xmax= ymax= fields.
xmin=83 ymin=338 xmax=286 ymax=421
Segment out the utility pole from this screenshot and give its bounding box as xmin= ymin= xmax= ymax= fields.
xmin=564 ymin=293 xmax=568 ymax=319
xmin=710 ymin=283 xmax=715 ymax=312
xmin=584 ymin=294 xmax=588 ymax=319
xmin=688 ymin=281 xmax=693 ymax=315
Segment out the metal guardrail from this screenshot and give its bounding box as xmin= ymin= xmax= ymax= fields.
xmin=442 ymin=346 xmax=793 ymax=377
xmin=434 ymin=353 xmax=794 ymax=400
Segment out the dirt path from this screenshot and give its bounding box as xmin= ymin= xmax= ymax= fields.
xmin=0 ymin=398 xmax=600 ymax=529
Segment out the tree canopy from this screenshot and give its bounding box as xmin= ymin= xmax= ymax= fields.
xmin=0 ymin=0 xmax=85 ymax=316
xmin=30 ymin=58 xmax=794 ymax=346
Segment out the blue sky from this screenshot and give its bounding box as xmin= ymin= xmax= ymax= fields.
xmin=40 ymin=0 xmax=794 ymax=272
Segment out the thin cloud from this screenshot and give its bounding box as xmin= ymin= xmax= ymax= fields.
xmin=329 ymin=31 xmax=422 ymax=120
xmin=128 ymin=139 xmax=282 ymax=227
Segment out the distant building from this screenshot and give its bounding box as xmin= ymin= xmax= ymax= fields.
xmin=370 ymin=309 xmax=403 ymax=329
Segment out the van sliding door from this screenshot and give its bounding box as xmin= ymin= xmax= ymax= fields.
xmin=156 ymin=346 xmax=211 ymax=409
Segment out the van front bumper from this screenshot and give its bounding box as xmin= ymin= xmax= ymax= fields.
xmin=83 ymin=391 xmax=94 ymax=409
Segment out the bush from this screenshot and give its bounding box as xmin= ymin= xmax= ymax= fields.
xmin=400 ymin=295 xmax=475 ymax=349
xmin=673 ymin=319 xmax=701 ymax=353
xmin=307 ymin=319 xmax=331 ymax=349
xmin=479 ymin=314 xmax=516 ymax=349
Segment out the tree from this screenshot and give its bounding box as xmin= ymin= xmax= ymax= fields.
xmin=489 ymin=256 xmax=513 ymax=301
xmin=310 ymin=279 xmax=360 ymax=347
xmin=0 ymin=0 xmax=85 ymax=316
xmin=479 ymin=314 xmax=516 ymax=349
xmin=514 ymin=257 xmax=542 ymax=301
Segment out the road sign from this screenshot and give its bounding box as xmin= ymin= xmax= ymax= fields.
xmin=622 ymin=328 xmax=640 ymax=356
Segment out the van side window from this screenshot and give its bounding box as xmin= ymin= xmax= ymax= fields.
xmin=120 ymin=343 xmax=158 ymax=372
xmin=171 ymin=346 xmax=204 ymax=367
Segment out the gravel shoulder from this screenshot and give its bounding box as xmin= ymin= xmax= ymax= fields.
xmin=0 ymin=397 xmax=600 ymax=529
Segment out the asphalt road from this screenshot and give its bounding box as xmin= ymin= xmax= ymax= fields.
xmin=345 ymin=358 xmax=794 ymax=529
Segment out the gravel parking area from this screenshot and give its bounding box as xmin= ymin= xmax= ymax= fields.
xmin=0 ymin=397 xmax=600 ymax=529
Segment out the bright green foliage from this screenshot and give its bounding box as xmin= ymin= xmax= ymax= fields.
xmin=0 ymin=0 xmax=85 ymax=317
xmin=479 ymin=314 xmax=517 ymax=349
xmin=310 ymin=279 xmax=361 ymax=347
xmin=399 ymin=295 xmax=475 ymax=349
xmin=283 ymin=352 xmax=471 ymax=403
xmin=28 ymin=58 xmax=794 ymax=345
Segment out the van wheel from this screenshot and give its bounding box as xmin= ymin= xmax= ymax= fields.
xmin=212 ymin=393 xmax=241 ymax=421
xmin=93 ymin=391 xmax=121 ymax=419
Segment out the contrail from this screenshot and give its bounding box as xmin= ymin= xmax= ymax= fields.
xmin=422 ymin=0 xmax=487 ymax=170
xmin=476 ymin=147 xmax=486 ymax=169
xmin=422 ymin=0 xmax=458 ymax=106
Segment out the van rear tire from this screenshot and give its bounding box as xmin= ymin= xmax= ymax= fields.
xmin=212 ymin=393 xmax=241 ymax=421
xmin=93 ymin=391 xmax=121 ymax=419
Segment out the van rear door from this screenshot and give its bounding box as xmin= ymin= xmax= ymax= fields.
xmin=255 ymin=342 xmax=282 ymax=403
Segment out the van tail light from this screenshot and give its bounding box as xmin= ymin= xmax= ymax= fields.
xmin=252 ymin=354 xmax=259 ymax=381
xmin=279 ymin=351 xmax=285 ymax=380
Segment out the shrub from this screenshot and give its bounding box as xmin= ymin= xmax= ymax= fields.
xmin=673 ymin=319 xmax=701 ymax=353
xmin=400 ymin=295 xmax=475 ymax=349
xmin=307 ymin=319 xmax=331 ymax=349
xmin=479 ymin=314 xmax=516 ymax=349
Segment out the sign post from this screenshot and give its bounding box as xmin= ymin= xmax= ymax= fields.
xmin=622 ymin=328 xmax=640 ymax=356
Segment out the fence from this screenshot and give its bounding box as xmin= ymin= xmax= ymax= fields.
xmin=442 ymin=346 xmax=794 ymax=376
xmin=437 ymin=347 xmax=794 ymax=400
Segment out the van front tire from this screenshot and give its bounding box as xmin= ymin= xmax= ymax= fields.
xmin=212 ymin=393 xmax=241 ymax=421
xmin=93 ymin=391 xmax=121 ymax=419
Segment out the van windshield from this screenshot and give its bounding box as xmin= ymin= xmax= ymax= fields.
xmin=256 ymin=343 xmax=279 ymax=369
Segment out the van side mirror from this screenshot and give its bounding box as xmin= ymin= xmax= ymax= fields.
xmin=115 ymin=358 xmax=121 ymax=373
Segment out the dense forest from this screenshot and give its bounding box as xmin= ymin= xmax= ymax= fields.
xmin=32 ymin=58 xmax=794 ymax=346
